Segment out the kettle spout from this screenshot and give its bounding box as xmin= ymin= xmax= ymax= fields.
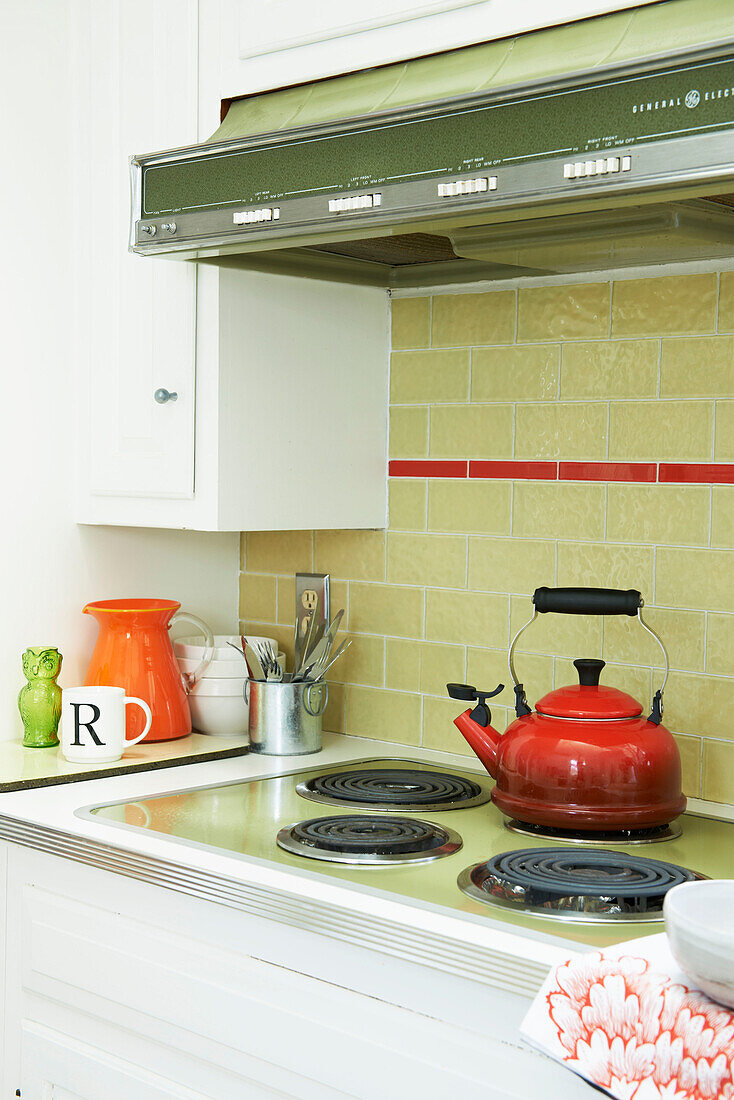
xmin=454 ymin=710 xmax=501 ymax=778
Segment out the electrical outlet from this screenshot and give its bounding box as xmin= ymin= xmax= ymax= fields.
xmin=295 ymin=573 xmax=330 ymax=667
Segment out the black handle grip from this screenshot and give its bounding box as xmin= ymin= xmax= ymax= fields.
xmin=533 ymin=587 xmax=642 ymax=616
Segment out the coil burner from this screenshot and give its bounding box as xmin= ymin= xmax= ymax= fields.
xmin=277 ymin=814 xmax=462 ymax=865
xmin=296 ymin=768 xmax=490 ymax=811
xmin=458 ymin=847 xmax=703 ymax=922
xmin=503 ymin=818 xmax=682 ymax=845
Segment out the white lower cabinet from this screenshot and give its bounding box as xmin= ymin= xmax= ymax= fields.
xmin=0 ymin=842 xmax=584 ymax=1100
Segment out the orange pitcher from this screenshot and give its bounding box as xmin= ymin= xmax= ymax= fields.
xmin=83 ymin=599 xmax=214 ymax=743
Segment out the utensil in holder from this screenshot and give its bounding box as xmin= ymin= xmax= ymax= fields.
xmin=245 ymin=678 xmax=328 ymax=755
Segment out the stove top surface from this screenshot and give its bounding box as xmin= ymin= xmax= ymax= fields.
xmin=85 ymin=757 xmax=734 ymax=950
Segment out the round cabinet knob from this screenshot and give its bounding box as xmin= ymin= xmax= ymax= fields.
xmin=161 ymin=222 xmax=177 ymax=234
xmin=140 ymin=224 xmax=157 ymax=236
xmin=154 ymin=388 xmax=178 ymax=404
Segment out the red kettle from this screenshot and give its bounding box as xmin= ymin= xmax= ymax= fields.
xmin=447 ymin=587 xmax=685 ymax=832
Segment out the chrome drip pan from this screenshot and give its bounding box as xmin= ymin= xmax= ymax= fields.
xmin=458 ymin=847 xmax=704 ymax=923
xmin=277 ymin=814 xmax=463 ymax=865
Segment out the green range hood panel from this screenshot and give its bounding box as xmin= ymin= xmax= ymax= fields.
xmin=143 ymin=54 xmax=734 ymax=216
xmin=131 ymin=0 xmax=734 ymax=281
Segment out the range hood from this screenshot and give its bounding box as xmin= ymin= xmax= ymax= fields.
xmin=130 ymin=0 xmax=734 ymax=287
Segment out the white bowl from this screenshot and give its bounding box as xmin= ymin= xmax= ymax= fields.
xmin=178 ymin=652 xmax=285 ymax=680
xmin=189 ymin=676 xmax=246 ymax=697
xmin=174 ymin=634 xmax=278 ymax=662
xmin=664 ymin=880 xmax=734 ymax=1008
xmin=188 ymin=693 xmax=249 ymax=737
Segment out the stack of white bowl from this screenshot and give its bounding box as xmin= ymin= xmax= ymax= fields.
xmin=175 ymin=634 xmax=282 ymax=737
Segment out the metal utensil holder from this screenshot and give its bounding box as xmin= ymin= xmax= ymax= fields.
xmin=245 ymin=678 xmax=328 ymax=755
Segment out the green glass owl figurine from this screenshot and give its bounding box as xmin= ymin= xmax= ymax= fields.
xmin=19 ymin=647 xmax=63 ymax=748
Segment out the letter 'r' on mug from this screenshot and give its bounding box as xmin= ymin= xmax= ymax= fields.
xmin=61 ymin=686 xmax=152 ymax=763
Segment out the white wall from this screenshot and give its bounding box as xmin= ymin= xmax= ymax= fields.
xmin=0 ymin=2 xmax=238 ymax=740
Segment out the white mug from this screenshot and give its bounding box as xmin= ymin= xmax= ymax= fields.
xmin=61 ymin=686 xmax=152 ymax=763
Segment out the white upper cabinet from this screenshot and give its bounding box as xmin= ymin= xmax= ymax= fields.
xmin=76 ymin=0 xmax=389 ymax=532
xmin=218 ymin=0 xmax=663 ymax=97
xmin=76 ymin=0 xmax=198 ymax=503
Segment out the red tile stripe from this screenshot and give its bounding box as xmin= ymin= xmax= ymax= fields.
xmin=388 ymin=460 xmax=467 ymax=478
xmin=469 ymin=460 xmax=557 ymax=479
xmin=559 ymin=462 xmax=656 ymax=483
xmin=659 ymin=463 xmax=734 ymax=484
xmin=389 ymin=459 xmax=734 ymax=484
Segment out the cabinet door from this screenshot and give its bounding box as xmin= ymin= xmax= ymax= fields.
xmin=76 ymin=0 xmax=198 ymax=503
xmin=213 ymin=0 xmax=663 ymax=97
xmin=21 ymin=1024 xmax=209 ymax=1100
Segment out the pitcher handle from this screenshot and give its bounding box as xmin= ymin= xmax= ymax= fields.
xmin=170 ymin=611 xmax=214 ymax=691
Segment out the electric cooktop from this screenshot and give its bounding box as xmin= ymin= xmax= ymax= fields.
xmin=83 ymin=758 xmax=734 ymax=949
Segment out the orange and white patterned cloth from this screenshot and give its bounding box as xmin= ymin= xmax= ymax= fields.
xmin=521 ymin=934 xmax=734 ymax=1099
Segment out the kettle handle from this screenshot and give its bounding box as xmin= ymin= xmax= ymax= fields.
xmin=170 ymin=611 xmax=214 ymax=691
xmin=509 ymin=591 xmax=669 ymax=724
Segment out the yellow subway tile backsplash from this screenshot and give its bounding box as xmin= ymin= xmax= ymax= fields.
xmin=715 ymin=401 xmax=734 ymax=460
xmin=706 ymin=613 xmax=734 ymax=677
xmin=468 ymin=536 xmax=555 ymax=595
xmin=510 ymin=595 xmax=603 ymax=658
xmin=612 ymin=274 xmax=717 ymax=336
xmin=674 ymin=734 xmax=702 ymax=798
xmin=425 ymin=588 xmax=508 ymax=648
xmin=661 ymin=336 xmax=734 ymax=398
xmin=718 ymin=271 xmax=734 ymax=333
xmin=432 ymin=290 xmax=515 ymax=347
xmin=314 ymin=529 xmax=386 ymax=582
xmin=560 ymin=340 xmax=659 ymax=399
xmin=472 ymin=344 xmax=558 ymax=402
xmin=391 ymin=296 xmax=430 ymax=349
xmin=429 ymin=404 xmax=514 ymax=459
xmin=346 ymin=685 xmax=421 ymax=745
xmin=428 ymin=480 xmax=512 ymax=535
xmin=385 ymin=638 xmax=421 ymax=692
xmin=512 ymin=482 xmax=606 ymax=540
xmin=656 ymin=547 xmax=734 ymax=613
xmin=518 ymin=282 xmax=609 ymax=341
xmin=389 ymin=406 xmax=428 ymax=458
xmin=515 ymin=402 xmax=607 ymax=460
xmin=390 ymin=349 xmax=469 ymax=404
xmin=330 ymin=633 xmax=384 ymax=688
xmin=323 ymin=681 xmax=346 ymax=734
xmin=556 ymin=540 xmax=654 ymax=595
xmin=609 ymin=400 xmax=713 ymax=461
xmin=702 ymin=739 xmax=734 ymax=803
xmin=349 ymin=582 xmax=424 ymax=638
xmin=388 ymin=479 xmax=426 ymax=531
xmin=661 ymin=670 xmax=734 ymax=741
xmin=246 ymin=530 xmax=312 ymax=575
xmin=387 ymin=532 xmax=466 ymax=589
xmin=239 ymin=573 xmax=276 ymax=623
xmin=423 ymin=695 xmax=476 ymax=756
xmin=603 ymin=607 xmax=705 ymax=673
xmin=606 ymin=484 xmax=710 ymax=546
xmin=711 ymin=486 xmax=734 ymax=547
xmin=276 ymin=576 xmax=295 ymax=625
xmin=467 ymin=648 xmax=554 ymax=703
xmin=420 ymin=643 xmax=465 ymax=696
xmin=238 ymin=272 xmax=734 ymax=804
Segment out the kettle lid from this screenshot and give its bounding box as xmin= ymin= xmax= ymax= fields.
xmin=535 ymin=658 xmax=642 ymax=719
